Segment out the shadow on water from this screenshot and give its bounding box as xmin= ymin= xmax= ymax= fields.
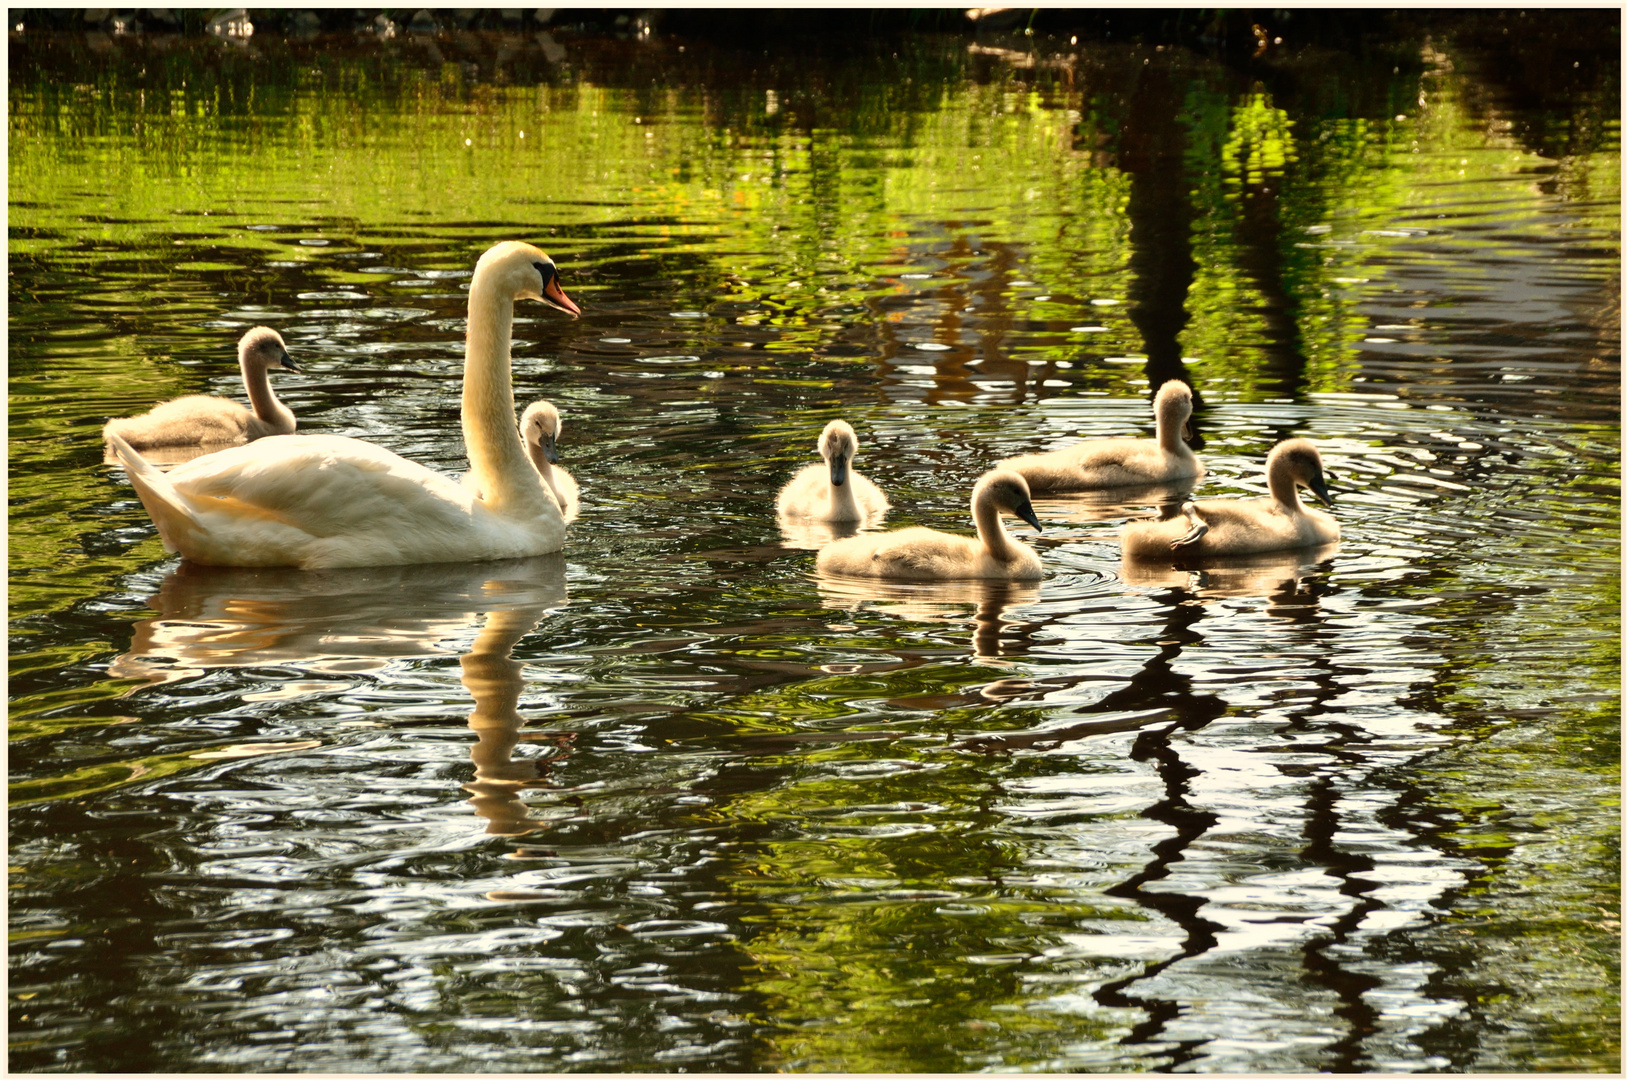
xmin=816 ymin=573 xmax=1046 ymax=661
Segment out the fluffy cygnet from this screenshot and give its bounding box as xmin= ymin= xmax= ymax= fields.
xmin=518 ymin=400 xmax=579 ymax=522
xmin=816 ymin=469 xmax=1043 ymax=582
xmin=103 ymin=327 xmax=301 ymax=448
xmin=1120 ymin=438 xmax=1339 ymax=558
xmin=775 ymin=419 xmax=890 ymax=523
xmin=1000 ymin=379 xmax=1203 ymax=491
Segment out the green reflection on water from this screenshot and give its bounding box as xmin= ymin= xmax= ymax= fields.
xmin=725 ymin=741 xmax=1154 ymax=1071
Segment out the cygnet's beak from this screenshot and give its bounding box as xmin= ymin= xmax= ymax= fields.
xmin=278 ymin=350 xmax=302 ymax=374
xmin=542 ymin=274 xmax=582 ymax=319
xmin=1016 ymin=501 xmax=1043 ymax=532
xmin=828 ymin=453 xmax=849 ymax=487
xmin=540 ymin=433 xmax=560 ymax=465
xmin=1308 ymin=472 xmax=1335 ymax=507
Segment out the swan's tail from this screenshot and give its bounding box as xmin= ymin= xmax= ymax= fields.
xmin=106 ymin=432 xmax=200 ymax=554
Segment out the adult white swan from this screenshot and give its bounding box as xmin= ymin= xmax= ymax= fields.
xmin=107 ymin=241 xmax=582 ymax=569
xmin=816 ymin=469 xmax=1044 ymax=582
xmin=103 ymin=326 xmax=301 ymax=447
xmin=999 ymin=379 xmax=1204 ymax=491
xmin=1120 ymin=438 xmax=1339 ymax=557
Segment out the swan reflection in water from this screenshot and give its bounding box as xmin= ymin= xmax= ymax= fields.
xmin=109 ymin=555 xmax=570 ymax=836
xmin=776 ymin=513 xmax=870 ymax=551
xmin=1120 ymin=542 xmax=1340 ymax=612
xmin=1029 ymin=480 xmax=1199 ymax=526
xmin=814 ymin=572 xmax=1042 ymax=658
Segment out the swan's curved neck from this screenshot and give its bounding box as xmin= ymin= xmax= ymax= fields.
xmin=826 ymin=465 xmax=860 ymax=517
xmin=973 ymin=495 xmax=1020 ymax=561
xmin=242 ymin=358 xmax=293 ymax=431
xmin=527 ymin=442 xmax=568 ymax=510
xmin=1155 ymin=403 xmax=1186 ymax=452
xmin=464 ymin=281 xmax=546 ymax=514
xmin=1268 ymin=466 xmax=1305 ymax=513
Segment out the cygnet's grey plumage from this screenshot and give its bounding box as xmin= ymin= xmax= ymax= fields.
xmin=775 ymin=419 xmax=889 ymax=524
xmin=1120 ymin=438 xmax=1339 ymax=558
xmin=464 ymin=400 xmax=579 ymax=522
xmin=816 ymin=469 xmax=1043 ymax=582
xmin=102 ymin=327 xmax=300 ymax=448
xmin=519 ymin=400 xmax=579 ymax=522
xmin=1000 ymin=379 xmax=1203 ymax=491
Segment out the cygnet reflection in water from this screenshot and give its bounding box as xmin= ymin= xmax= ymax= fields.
xmin=1120 ymin=543 xmax=1339 ymax=613
xmin=777 ymin=515 xmax=867 ymax=551
xmin=108 ymin=556 xmax=571 ymax=836
xmin=1030 ymin=479 xmax=1200 ymax=526
xmin=816 ymin=574 xmax=1043 ymax=658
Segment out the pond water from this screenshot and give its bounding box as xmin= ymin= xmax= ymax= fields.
xmin=8 ymin=16 xmax=1620 ymax=1073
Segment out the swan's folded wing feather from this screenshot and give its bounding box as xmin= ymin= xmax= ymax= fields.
xmin=865 ymin=529 xmax=971 ymax=577
xmin=169 ymin=436 xmax=474 ymax=538
xmin=105 ymin=395 xmax=253 ymax=446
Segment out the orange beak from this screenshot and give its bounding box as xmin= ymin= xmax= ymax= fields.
xmin=543 ymin=275 xmax=581 ymax=318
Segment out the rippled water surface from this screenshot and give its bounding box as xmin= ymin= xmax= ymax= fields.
xmin=8 ymin=15 xmax=1620 ymax=1073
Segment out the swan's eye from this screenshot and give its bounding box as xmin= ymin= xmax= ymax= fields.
xmin=533 ymin=261 xmax=555 ymax=286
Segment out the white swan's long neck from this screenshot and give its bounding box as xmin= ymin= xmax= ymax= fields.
xmin=242 ymin=359 xmax=294 ymax=431
xmin=464 ymin=282 xmax=547 ymax=514
xmin=527 ymin=442 xmax=568 ymax=510
xmin=973 ymin=494 xmax=1020 ymax=561
xmin=1156 ymin=401 xmax=1187 ymax=453
xmin=1268 ymin=464 xmax=1306 ymax=513
xmin=826 ymin=463 xmax=860 ymax=518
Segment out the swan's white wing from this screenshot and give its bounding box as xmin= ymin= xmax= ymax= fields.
xmin=170 ymin=435 xmax=471 ymax=531
xmin=155 ymin=435 xmax=515 ymax=567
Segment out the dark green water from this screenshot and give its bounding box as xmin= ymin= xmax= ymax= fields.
xmin=8 ymin=15 xmax=1619 ymax=1072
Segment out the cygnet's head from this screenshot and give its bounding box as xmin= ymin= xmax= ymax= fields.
xmin=474 ymin=240 xmax=581 ymax=318
xmin=1268 ymin=438 xmax=1334 ymax=506
xmin=818 ymin=420 xmax=859 ymax=488
xmin=1154 ymin=379 xmax=1195 ymax=437
xmin=974 ymin=469 xmax=1043 ymax=532
xmin=520 ymin=400 xmax=562 ymax=464
xmin=238 ymin=326 xmax=300 ymax=373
